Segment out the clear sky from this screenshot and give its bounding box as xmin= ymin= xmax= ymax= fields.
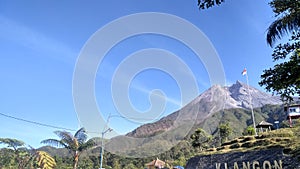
xmin=0 ymin=0 xmax=276 ymax=148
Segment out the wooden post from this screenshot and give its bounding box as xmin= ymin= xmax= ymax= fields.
xmin=289 ymin=116 xmax=293 ymax=127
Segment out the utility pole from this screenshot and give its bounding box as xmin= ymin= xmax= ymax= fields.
xmin=99 ymin=128 xmax=113 ymax=169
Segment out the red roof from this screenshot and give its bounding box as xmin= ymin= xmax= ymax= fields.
xmin=146 ymin=158 xmax=165 ymax=168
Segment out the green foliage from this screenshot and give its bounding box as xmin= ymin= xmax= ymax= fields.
xmin=219 ymin=122 xmax=233 ymax=143
xmin=53 ymin=155 xmax=73 ymax=169
xmin=199 ymin=127 xmax=300 ymax=155
xmin=266 ymin=0 xmax=300 ymax=46
xmin=243 ymin=126 xmax=256 ymax=136
xmin=0 ymin=138 xmax=33 ymax=169
xmin=292 ymin=118 xmax=300 ymax=128
xmin=280 ymin=120 xmax=291 ymax=128
xmin=198 ymin=104 xmax=287 ymax=147
xmin=173 ymin=156 xmax=186 ymax=167
xmin=0 ymin=138 xmax=58 ymax=169
xmin=190 ymin=128 xmax=212 ymax=151
xmin=112 ymin=159 xmax=121 ymax=169
xmin=260 ymin=31 xmax=300 ymax=102
xmin=77 ymin=157 xmax=94 ymax=169
xmin=197 ymin=0 xmax=225 ymax=10
xmin=260 ymin=0 xmax=300 ymax=102
xmin=198 ymin=0 xmax=300 ymax=46
xmin=123 ymin=163 xmax=138 ymax=169
xmin=0 ymin=148 xmax=17 ymax=168
xmin=0 ymin=138 xmax=25 ymax=151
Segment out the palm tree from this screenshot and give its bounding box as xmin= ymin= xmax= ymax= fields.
xmin=41 ymin=127 xmax=95 ymax=169
xmin=266 ymin=0 xmax=300 ymax=47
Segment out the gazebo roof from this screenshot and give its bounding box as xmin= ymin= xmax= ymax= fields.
xmin=146 ymin=158 xmax=165 ymax=167
xmin=256 ymin=121 xmax=273 ymax=128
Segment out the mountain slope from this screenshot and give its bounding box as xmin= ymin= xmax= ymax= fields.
xmin=102 ymin=81 xmax=283 ymax=157
xmin=126 ymin=81 xmax=282 ymax=138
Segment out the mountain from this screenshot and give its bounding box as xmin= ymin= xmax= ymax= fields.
xmin=104 ymin=81 xmax=282 ymax=157
xmin=126 ymin=81 xmax=282 ymax=138
xmin=34 ymin=81 xmax=286 ymax=162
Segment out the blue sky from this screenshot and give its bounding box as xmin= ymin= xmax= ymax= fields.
xmin=0 ymin=0 xmax=276 ymax=147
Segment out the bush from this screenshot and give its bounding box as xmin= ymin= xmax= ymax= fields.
xmin=221 ymin=139 xmax=239 ymax=146
xmin=229 ymin=143 xmax=241 ymax=149
xmin=240 ymin=136 xmax=255 ymax=142
xmin=241 ymin=141 xmax=254 ymax=148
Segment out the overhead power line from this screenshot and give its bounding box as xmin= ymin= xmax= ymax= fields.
xmin=0 ymin=111 xmax=78 ymax=132
xmin=0 ymin=111 xmax=167 ymax=135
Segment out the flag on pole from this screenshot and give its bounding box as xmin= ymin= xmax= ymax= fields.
xmin=242 ymin=68 xmax=247 ymax=76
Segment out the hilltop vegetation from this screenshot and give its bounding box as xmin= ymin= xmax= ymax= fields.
xmin=199 ymin=104 xmax=286 ymax=144
xmin=186 ymin=126 xmax=300 ymax=168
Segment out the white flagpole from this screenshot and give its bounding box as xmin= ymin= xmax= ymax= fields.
xmin=243 ymin=68 xmax=257 ymax=136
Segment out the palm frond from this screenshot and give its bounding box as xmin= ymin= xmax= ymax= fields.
xmin=54 ymin=131 xmax=75 ymax=145
xmin=40 ymin=139 xmax=67 ymax=148
xmin=54 ymin=131 xmax=73 ymax=140
xmin=267 ymin=4 xmax=300 ymax=47
xmin=35 ymin=151 xmax=56 ymax=169
xmin=74 ymin=127 xmax=88 ymax=144
xmin=269 ymin=0 xmax=300 ymax=16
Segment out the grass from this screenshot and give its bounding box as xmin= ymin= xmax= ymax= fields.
xmin=199 ymin=127 xmax=300 ymax=155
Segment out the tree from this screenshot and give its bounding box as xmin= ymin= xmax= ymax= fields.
xmin=266 ymin=0 xmax=300 ymax=47
xmin=219 ymin=123 xmax=232 ymax=144
xmin=260 ymin=31 xmax=300 ymax=102
xmin=41 ymin=127 xmax=95 ymax=169
xmin=197 ymin=0 xmax=225 ymax=10
xmin=198 ymin=0 xmax=300 ymax=46
xmin=77 ymin=157 xmax=94 ymax=169
xmin=261 ymin=1 xmax=300 ymax=102
xmin=123 ymin=162 xmax=138 ymax=169
xmin=0 ymin=148 xmax=16 ymax=168
xmin=0 ymin=138 xmax=55 ymax=169
xmin=0 ymin=138 xmax=31 ymax=169
xmin=0 ymin=138 xmax=25 ymax=151
xmin=190 ymin=128 xmax=212 ymax=151
xmin=243 ymin=126 xmax=256 ymax=136
xmin=173 ymin=156 xmax=186 ymax=167
xmin=112 ymin=159 xmax=121 ymax=169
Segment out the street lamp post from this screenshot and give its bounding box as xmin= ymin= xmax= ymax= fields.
xmin=99 ymin=128 xmax=112 ymax=169
xmin=99 ymin=114 xmax=126 ymax=169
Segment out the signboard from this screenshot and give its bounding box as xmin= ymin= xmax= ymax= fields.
xmin=186 ymin=148 xmax=299 ymax=169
